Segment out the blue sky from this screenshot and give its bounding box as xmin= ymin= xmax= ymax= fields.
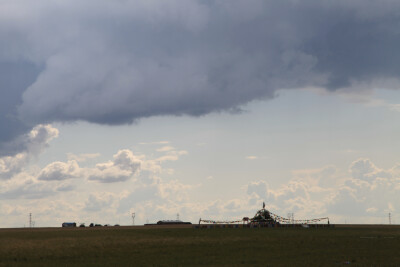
xmin=1 ymin=0 xmax=400 ymax=227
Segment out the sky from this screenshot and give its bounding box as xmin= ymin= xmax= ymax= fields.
xmin=1 ymin=0 xmax=400 ymax=227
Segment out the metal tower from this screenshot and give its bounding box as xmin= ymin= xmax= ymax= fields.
xmin=132 ymin=212 xmax=136 ymax=226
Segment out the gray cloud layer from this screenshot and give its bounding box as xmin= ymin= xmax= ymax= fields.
xmin=0 ymin=125 xmax=59 ymax=177
xmin=1 ymin=0 xmax=400 ymax=154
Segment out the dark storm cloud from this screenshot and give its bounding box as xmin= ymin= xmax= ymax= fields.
xmin=1 ymin=0 xmax=400 ymax=153
xmin=0 ymin=61 xmax=41 ymax=154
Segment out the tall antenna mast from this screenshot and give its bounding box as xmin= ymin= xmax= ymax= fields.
xmin=132 ymin=212 xmax=136 ymax=226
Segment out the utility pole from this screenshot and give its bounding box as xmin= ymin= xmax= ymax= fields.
xmin=177 ymin=213 xmax=180 ymax=220
xmin=29 ymin=213 xmax=32 ymax=228
xmin=132 ymin=212 xmax=136 ymax=226
xmin=287 ymin=213 xmax=294 ymax=224
xmin=389 ymin=213 xmax=392 ymax=225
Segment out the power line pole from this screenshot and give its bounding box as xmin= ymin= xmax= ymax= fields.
xmin=132 ymin=212 xmax=136 ymax=226
xmin=389 ymin=213 xmax=392 ymax=225
xmin=287 ymin=213 xmax=294 ymax=224
xmin=177 ymin=213 xmax=180 ymax=220
xmin=29 ymin=213 xmax=32 ymax=228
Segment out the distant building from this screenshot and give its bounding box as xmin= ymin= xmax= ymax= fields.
xmin=62 ymin=222 xmax=77 ymax=227
xmin=144 ymin=220 xmax=192 ymax=225
xmin=157 ymin=220 xmax=192 ymax=225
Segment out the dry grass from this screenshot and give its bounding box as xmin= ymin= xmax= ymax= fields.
xmin=0 ymin=225 xmax=400 ymax=266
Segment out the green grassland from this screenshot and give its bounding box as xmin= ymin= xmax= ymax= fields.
xmin=0 ymin=225 xmax=400 ymax=266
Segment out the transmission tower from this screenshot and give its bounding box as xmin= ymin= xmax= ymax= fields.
xmin=29 ymin=213 xmax=32 ymax=228
xmin=132 ymin=212 xmax=136 ymax=226
xmin=287 ymin=213 xmax=294 ymax=224
xmin=177 ymin=213 xmax=180 ymax=220
xmin=389 ymin=213 xmax=392 ymax=225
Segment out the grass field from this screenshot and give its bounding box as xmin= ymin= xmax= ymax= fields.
xmin=0 ymin=225 xmax=399 ymax=266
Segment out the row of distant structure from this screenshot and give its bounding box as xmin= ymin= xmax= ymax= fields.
xmin=24 ymin=211 xmax=395 ymax=227
xmin=25 ymin=211 xmax=182 ymax=227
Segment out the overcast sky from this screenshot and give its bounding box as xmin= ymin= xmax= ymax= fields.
xmin=1 ymin=0 xmax=400 ymax=227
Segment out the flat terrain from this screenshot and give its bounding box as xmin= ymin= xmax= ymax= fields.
xmin=0 ymin=225 xmax=400 ymax=266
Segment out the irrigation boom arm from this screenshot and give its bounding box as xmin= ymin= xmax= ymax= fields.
xmin=199 ymin=209 xmax=329 ymax=225
xmin=269 ymin=212 xmax=329 ymax=224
